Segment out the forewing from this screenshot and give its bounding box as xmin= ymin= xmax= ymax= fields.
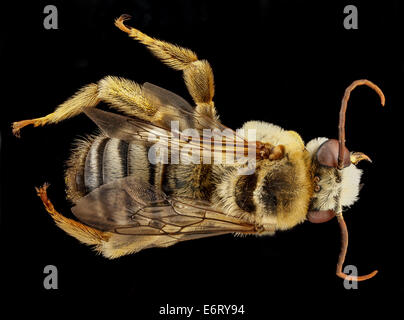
xmin=84 ymin=108 xmax=254 ymax=164
xmin=141 ymin=83 xmax=284 ymax=163
xmin=71 ymin=176 xmax=257 ymax=242
xmin=84 ymin=108 xmax=169 ymax=145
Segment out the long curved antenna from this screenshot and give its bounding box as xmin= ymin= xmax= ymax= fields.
xmin=338 ymin=80 xmax=385 ymax=169
xmin=335 ymin=213 xmax=378 ymax=281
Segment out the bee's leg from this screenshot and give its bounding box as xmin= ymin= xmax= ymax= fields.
xmin=36 ymin=183 xmax=110 ymax=246
xmin=12 ymin=77 xmax=151 ymax=137
xmin=12 ymin=83 xmax=100 ymax=137
xmin=95 ymin=76 xmax=160 ymax=122
xmin=115 ymin=15 xmax=217 ymax=120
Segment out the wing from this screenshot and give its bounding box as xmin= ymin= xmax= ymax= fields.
xmin=84 ymin=108 xmax=253 ymax=164
xmin=84 ymin=82 xmax=281 ymax=162
xmin=71 ymin=176 xmax=259 ymax=244
xmin=142 ymin=82 xmax=194 ymax=113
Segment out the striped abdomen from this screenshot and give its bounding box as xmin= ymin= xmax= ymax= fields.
xmin=83 ymin=136 xmax=150 ymax=193
xmin=67 ymin=135 xmax=155 ymax=201
xmin=66 ymin=134 xmax=216 ymax=204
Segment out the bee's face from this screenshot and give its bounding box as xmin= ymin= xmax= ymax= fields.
xmin=306 ymin=137 xmax=363 ymax=214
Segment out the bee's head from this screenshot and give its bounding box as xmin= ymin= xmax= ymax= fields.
xmin=305 ymin=137 xmax=368 ymax=222
xmin=301 ymin=80 xmax=385 ymax=282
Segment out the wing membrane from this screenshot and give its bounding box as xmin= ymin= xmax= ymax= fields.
xmin=142 ymin=82 xmax=194 ymax=113
xmin=86 ymin=82 xmax=256 ymax=161
xmin=84 ymin=107 xmax=254 ymax=165
xmin=71 ymin=176 xmax=257 ymax=242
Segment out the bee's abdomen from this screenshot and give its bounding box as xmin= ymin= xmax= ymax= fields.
xmin=74 ymin=136 xmax=151 ymax=195
xmin=66 ymin=134 xmax=209 ymax=203
xmin=83 ymin=136 xmax=109 ymax=191
xmin=83 ymin=137 xmax=127 ymax=192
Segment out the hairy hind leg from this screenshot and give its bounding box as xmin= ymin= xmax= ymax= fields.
xmin=115 ymin=15 xmax=217 ymax=120
xmin=36 ymin=183 xmax=110 ymax=245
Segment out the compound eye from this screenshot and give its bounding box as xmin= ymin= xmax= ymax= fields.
xmin=316 ymin=139 xmax=350 ymax=168
xmin=307 ymin=210 xmax=335 ymax=223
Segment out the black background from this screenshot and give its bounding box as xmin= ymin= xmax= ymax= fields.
xmin=1 ymin=0 xmax=403 ymax=315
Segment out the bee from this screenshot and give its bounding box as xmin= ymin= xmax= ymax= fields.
xmin=12 ymin=15 xmax=385 ymax=281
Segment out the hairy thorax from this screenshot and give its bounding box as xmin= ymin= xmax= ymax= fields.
xmin=212 ymin=121 xmax=313 ymax=231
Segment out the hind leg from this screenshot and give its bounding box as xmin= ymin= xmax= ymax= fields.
xmin=36 ymin=183 xmax=110 ymax=245
xmin=115 ymin=15 xmax=217 ymax=120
